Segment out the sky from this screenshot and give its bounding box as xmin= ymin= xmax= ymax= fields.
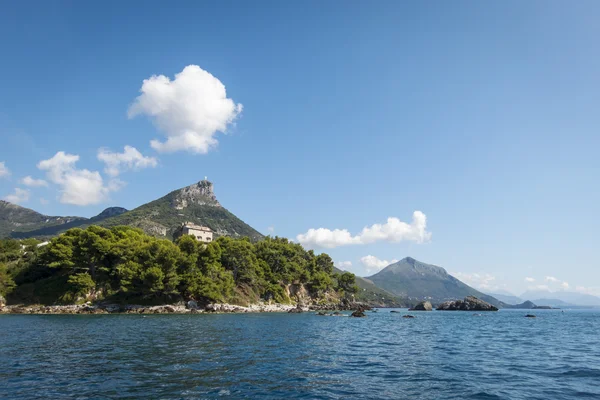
xmin=1 ymin=1 xmax=599 ymax=296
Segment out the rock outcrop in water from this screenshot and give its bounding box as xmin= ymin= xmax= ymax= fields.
xmin=436 ymin=296 xmax=498 ymax=311
xmin=409 ymin=301 xmax=432 ymax=311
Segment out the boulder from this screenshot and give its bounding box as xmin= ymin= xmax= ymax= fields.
xmin=288 ymin=305 xmax=303 ymax=314
xmin=409 ymin=301 xmax=432 ymax=311
xmin=350 ymin=310 xmax=366 ymax=318
xmin=525 ymin=314 xmax=536 ymax=318
xmin=436 ymin=296 xmax=498 ymax=311
xmin=316 ymin=311 xmax=328 ymax=316
xmin=390 ymin=310 xmax=401 ymax=313
xmin=186 ymin=300 xmax=198 ymax=310
xmin=403 ymin=315 xmax=415 ymax=318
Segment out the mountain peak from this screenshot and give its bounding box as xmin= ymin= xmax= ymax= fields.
xmin=171 ymin=179 xmax=221 ymax=210
xmin=92 ymin=207 xmax=128 ymax=220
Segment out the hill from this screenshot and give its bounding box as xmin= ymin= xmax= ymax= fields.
xmin=486 ymin=292 xmax=524 ymax=305
xmin=366 ymin=257 xmax=503 ymax=307
xmin=1 ymin=180 xmax=262 ymax=241
xmin=96 ymin=180 xmax=262 ymax=240
xmin=333 ymin=267 xmax=408 ymax=307
xmin=521 ymin=290 xmax=600 ymax=307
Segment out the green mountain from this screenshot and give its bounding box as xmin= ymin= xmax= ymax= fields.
xmin=0 ymin=200 xmax=89 ymax=239
xmin=1 ymin=180 xmax=262 ymax=241
xmin=333 ymin=267 xmax=408 ymax=307
xmin=96 ymin=180 xmax=263 ymax=240
xmin=366 ymin=257 xmax=503 ymax=307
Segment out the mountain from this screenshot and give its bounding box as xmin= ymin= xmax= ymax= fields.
xmin=486 ymin=292 xmax=524 ymax=305
xmin=334 ymin=267 xmax=408 ymax=307
xmin=1 ymin=200 xmax=87 ymax=238
xmin=366 ymin=257 xmax=503 ymax=307
xmin=95 ymin=180 xmax=263 ymax=240
xmin=521 ymin=290 xmax=600 ymax=307
xmin=1 ymin=180 xmax=262 ymax=241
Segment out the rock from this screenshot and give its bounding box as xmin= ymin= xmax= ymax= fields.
xmin=186 ymin=300 xmax=198 ymax=309
xmin=316 ymin=311 xmax=328 ymax=316
xmin=403 ymin=315 xmax=415 ymax=318
xmin=288 ymin=305 xmax=303 ymax=313
xmin=350 ymin=310 xmax=366 ymax=318
xmin=436 ymin=296 xmax=498 ymax=311
xmin=409 ymin=301 xmax=432 ymax=311
xmin=332 ymin=311 xmax=341 ymax=316
xmin=390 ymin=310 xmax=401 ymax=313
xmin=0 ymin=294 xmax=6 ymax=307
xmin=525 ymin=314 xmax=536 ymax=318
xmin=164 ymin=306 xmax=176 ymax=313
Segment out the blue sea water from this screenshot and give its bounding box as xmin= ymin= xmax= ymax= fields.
xmin=1 ymin=309 xmax=599 ymax=399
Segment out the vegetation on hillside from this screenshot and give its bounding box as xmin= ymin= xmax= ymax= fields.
xmin=1 ymin=226 xmax=358 ymax=306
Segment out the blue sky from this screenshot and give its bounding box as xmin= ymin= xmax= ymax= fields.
xmin=1 ymin=1 xmax=599 ymax=296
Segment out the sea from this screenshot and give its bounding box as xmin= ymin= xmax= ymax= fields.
xmin=1 ymin=309 xmax=599 ymax=399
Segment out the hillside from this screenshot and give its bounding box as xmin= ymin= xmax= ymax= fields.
xmin=1 ymin=180 xmax=262 ymax=241
xmin=0 ymin=200 xmax=88 ymax=238
xmin=96 ymin=180 xmax=262 ymax=240
xmin=333 ymin=267 xmax=408 ymax=307
xmin=366 ymin=257 xmax=503 ymax=307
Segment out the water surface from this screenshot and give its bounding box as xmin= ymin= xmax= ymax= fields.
xmin=1 ymin=309 xmax=599 ymax=399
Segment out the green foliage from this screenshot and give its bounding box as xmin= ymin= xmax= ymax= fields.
xmin=5 ymin=227 xmax=344 ymax=306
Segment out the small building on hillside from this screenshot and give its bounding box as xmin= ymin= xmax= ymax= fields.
xmin=173 ymin=222 xmax=214 ymax=243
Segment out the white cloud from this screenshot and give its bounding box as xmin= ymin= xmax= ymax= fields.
xmin=21 ymin=176 xmax=48 ymax=187
xmin=3 ymin=188 xmax=30 ymax=204
xmin=453 ymin=272 xmax=497 ymax=290
xmin=296 ymin=212 xmax=431 ymax=249
xmin=360 ymin=255 xmax=398 ymax=273
xmin=335 ymin=261 xmax=353 ymax=270
xmin=545 ymin=276 xmax=559 ymax=283
xmin=0 ymin=162 xmax=10 ymax=178
xmin=561 ymin=281 xmax=569 ymax=289
xmin=128 ymin=65 xmax=243 ymax=154
xmin=97 ymin=145 xmax=158 ymax=176
xmin=37 ymin=151 xmax=119 ymax=206
xmin=524 ymin=277 xmax=535 ymax=282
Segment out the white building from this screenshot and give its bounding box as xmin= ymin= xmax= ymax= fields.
xmin=174 ymin=222 xmax=213 ymax=243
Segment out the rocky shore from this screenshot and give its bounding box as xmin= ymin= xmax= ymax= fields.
xmin=0 ymin=299 xmax=371 ymax=315
xmin=436 ymin=296 xmax=498 ymax=311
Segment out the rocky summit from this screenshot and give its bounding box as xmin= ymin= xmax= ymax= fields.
xmin=436 ymin=296 xmax=498 ymax=311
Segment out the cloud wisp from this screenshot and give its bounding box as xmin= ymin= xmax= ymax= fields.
xmin=360 ymin=255 xmax=398 ymax=273
xmin=3 ymin=188 xmax=30 ymax=204
xmin=21 ymin=176 xmax=48 ymax=187
xmin=128 ymin=65 xmax=243 ymax=154
xmin=296 ymin=211 xmax=431 ymax=249
xmin=0 ymin=162 xmax=9 ymax=178
xmin=38 ymin=151 xmax=121 ymax=206
xmin=97 ymin=145 xmax=158 ymax=177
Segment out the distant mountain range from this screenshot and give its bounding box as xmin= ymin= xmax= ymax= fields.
xmin=520 ymin=290 xmax=600 ymax=307
xmin=365 ymin=257 xmax=504 ymax=307
xmin=0 ymin=180 xmax=262 ymax=240
xmin=486 ymin=292 xmax=524 ymax=305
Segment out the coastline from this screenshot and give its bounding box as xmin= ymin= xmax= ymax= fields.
xmin=0 ymin=301 xmax=367 ymax=315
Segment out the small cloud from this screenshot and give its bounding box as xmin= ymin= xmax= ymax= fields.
xmin=297 ymin=212 xmax=431 ymax=249
xmin=21 ymin=176 xmax=48 ymax=187
xmin=97 ymin=145 xmax=158 ymax=177
xmin=39 ymin=197 xmax=49 ymax=205
xmin=38 ymin=151 xmax=120 ymax=206
xmin=525 ymin=277 xmax=535 ymax=282
xmin=0 ymin=161 xmax=10 ymax=178
xmin=128 ymin=65 xmax=243 ymax=154
xmin=360 ymin=255 xmax=398 ymax=273
xmin=335 ymin=261 xmax=353 ymax=270
xmin=453 ymin=272 xmax=497 ymax=290
xmin=561 ymin=281 xmax=569 ymax=289
xmin=545 ymin=276 xmax=559 ymax=283
xmin=267 ymin=226 xmax=275 ymax=233
xmin=3 ymin=188 xmax=30 ymax=204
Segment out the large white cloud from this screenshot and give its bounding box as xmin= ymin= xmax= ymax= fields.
xmin=21 ymin=176 xmax=48 ymax=187
xmin=3 ymin=188 xmax=30 ymax=204
xmin=296 ymin=211 xmax=431 ymax=249
xmin=360 ymin=255 xmax=398 ymax=273
xmin=97 ymin=145 xmax=158 ymax=176
xmin=128 ymin=65 xmax=243 ymax=154
xmin=37 ymin=151 xmax=120 ymax=206
xmin=0 ymin=162 xmax=10 ymax=178
xmin=335 ymin=261 xmax=353 ymax=270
